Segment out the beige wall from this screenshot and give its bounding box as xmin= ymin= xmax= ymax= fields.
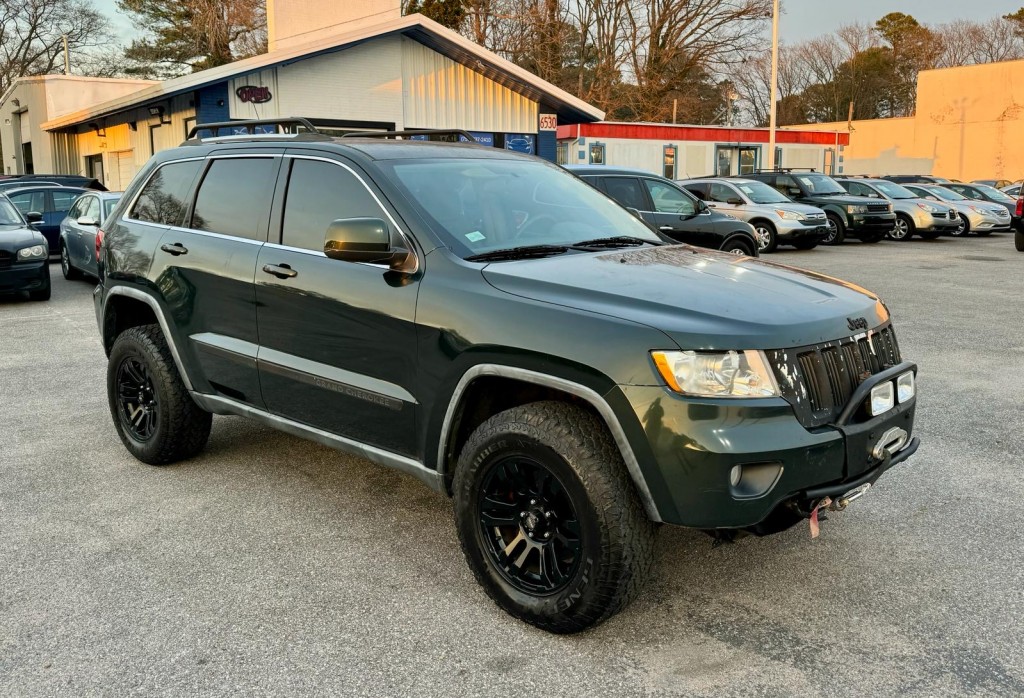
xmin=785 ymin=59 xmax=1024 ymax=181
xmin=267 ymin=0 xmax=401 ymax=52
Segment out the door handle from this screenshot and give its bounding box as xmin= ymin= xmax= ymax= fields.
xmin=160 ymin=242 xmax=188 ymax=256
xmin=262 ymin=263 xmax=297 ymax=279
xmin=658 ymin=226 xmax=673 ymax=231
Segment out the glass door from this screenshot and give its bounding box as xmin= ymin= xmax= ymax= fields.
xmin=715 ymin=146 xmax=761 ymax=176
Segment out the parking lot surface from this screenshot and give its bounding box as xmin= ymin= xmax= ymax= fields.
xmin=2 ymin=235 xmax=1023 ymax=697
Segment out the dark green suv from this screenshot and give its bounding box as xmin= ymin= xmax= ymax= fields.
xmin=94 ymin=120 xmax=920 ymax=633
xmin=744 ymin=170 xmax=896 ymax=244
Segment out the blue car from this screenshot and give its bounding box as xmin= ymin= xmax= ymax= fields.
xmin=6 ymin=185 xmax=88 ymax=255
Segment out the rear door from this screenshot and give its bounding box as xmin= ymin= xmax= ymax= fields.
xmin=639 ymin=177 xmax=713 ymax=247
xmin=62 ymin=195 xmax=89 ymax=264
xmin=254 ymin=152 xmax=420 ymax=457
xmin=67 ymin=195 xmax=100 ymax=269
xmin=147 ymin=152 xmax=281 ymax=407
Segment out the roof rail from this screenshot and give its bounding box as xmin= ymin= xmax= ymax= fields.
xmin=185 ymin=117 xmax=328 ymax=141
xmin=340 ymin=128 xmax=478 ymax=142
xmin=754 ymin=167 xmax=818 ymax=173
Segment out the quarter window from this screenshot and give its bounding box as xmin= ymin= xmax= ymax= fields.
xmin=191 ymin=158 xmax=277 ymax=240
xmin=130 ymin=160 xmax=203 ymax=226
xmin=643 ymin=179 xmax=696 ymax=215
xmin=602 ymin=177 xmax=647 ymax=211
xmin=281 ymin=159 xmax=389 ymax=252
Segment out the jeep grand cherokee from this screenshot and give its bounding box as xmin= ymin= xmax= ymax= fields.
xmin=94 ymin=120 xmax=920 ymax=634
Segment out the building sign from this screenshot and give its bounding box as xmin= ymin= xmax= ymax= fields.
xmin=539 ymin=114 xmax=558 ymax=131
xmin=465 ymin=131 xmax=494 ymax=146
xmin=235 ymin=85 xmax=272 ymax=104
xmin=504 ymin=133 xmax=535 ymax=154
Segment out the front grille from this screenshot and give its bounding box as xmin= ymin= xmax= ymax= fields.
xmin=768 ymin=324 xmax=902 ymax=427
xmin=867 ymin=203 xmax=890 ymax=213
xmin=0 ymin=251 xmax=12 ymax=269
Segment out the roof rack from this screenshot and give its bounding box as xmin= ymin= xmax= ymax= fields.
xmin=184 ymin=117 xmax=330 ymax=142
xmin=754 ymin=167 xmax=818 ymax=173
xmin=340 ymin=129 xmax=478 ymax=142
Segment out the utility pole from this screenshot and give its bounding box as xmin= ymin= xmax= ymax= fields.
xmin=62 ymin=34 xmax=70 ymax=75
xmin=766 ymin=0 xmax=780 ymax=170
xmin=672 ymin=98 xmax=677 ymax=125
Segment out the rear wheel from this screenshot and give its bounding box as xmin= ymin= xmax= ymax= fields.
xmin=720 ymin=236 xmax=756 ymax=257
xmin=60 ymin=243 xmax=81 ymax=280
xmin=453 ymin=402 xmax=657 ymax=634
xmin=952 ymin=214 xmax=970 ymax=237
xmin=823 ymin=213 xmax=846 ymax=245
xmin=1015 ymin=230 xmax=1024 ymax=251
xmin=889 ymin=214 xmax=914 ymax=241
xmin=751 ymin=221 xmax=778 ymax=253
xmin=107 ymin=324 xmax=212 ymax=465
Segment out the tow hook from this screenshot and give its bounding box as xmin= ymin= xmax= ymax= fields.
xmin=828 ymin=483 xmax=872 ymax=512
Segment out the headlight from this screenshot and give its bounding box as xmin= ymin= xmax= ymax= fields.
xmin=775 ymin=209 xmax=805 ymax=221
xmin=846 ymin=205 xmax=868 ymax=214
xmin=870 ymin=381 xmax=895 ymax=416
xmin=897 ymin=371 xmax=915 ymax=403
xmin=968 ymin=205 xmax=988 ymax=215
xmin=916 ymin=202 xmax=938 ymax=213
xmin=651 ymin=350 xmax=779 ymax=398
xmin=17 ymin=244 xmax=46 ymax=261
xmin=887 ymin=203 xmax=894 ymax=212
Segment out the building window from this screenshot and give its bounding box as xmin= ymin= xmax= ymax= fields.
xmin=556 ymin=141 xmax=569 ymax=165
xmin=663 ymin=145 xmax=677 ymax=180
xmin=589 ymin=142 xmax=605 ymax=165
xmin=774 ymin=147 xmax=783 ymax=170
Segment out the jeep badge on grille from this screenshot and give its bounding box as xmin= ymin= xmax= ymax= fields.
xmin=847 ymin=316 xmax=869 ymax=331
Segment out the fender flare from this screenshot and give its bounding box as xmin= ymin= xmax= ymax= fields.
xmin=104 ymin=285 xmax=194 ymax=391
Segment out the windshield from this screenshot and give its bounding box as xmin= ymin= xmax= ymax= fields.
xmin=735 ymin=180 xmax=789 ymax=204
xmin=385 ymin=158 xmax=662 ymax=257
xmin=973 ymin=184 xmax=1015 ymax=202
xmin=874 ymin=181 xmax=916 ymax=199
xmin=926 ymin=186 xmax=965 ymax=201
xmin=0 ymin=198 xmax=25 ymax=225
xmin=796 ymin=174 xmax=847 ymax=195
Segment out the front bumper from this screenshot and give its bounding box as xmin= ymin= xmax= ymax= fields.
xmin=616 ymin=362 xmax=918 ymax=530
xmin=776 ymin=219 xmax=828 ymax=240
xmin=849 ymin=213 xmax=896 ymax=233
xmin=918 ymin=212 xmax=961 ymax=232
xmin=0 ymin=260 xmax=48 ymax=293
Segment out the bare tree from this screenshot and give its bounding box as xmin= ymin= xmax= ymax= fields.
xmin=0 ymin=0 xmax=111 ymax=95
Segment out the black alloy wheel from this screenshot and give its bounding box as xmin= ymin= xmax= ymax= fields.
xmin=478 ymin=456 xmax=581 ymax=595
xmin=115 ymin=357 xmax=159 ymax=441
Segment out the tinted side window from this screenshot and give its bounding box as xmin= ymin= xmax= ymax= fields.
xmin=51 ymin=190 xmax=80 ymax=213
xmin=10 ymin=191 xmax=46 ymax=214
xmin=643 ymin=179 xmax=696 ymax=215
xmin=709 ymin=183 xmax=738 ymax=203
xmin=281 ymin=159 xmax=388 ymax=252
xmin=190 ymin=158 xmax=277 ymax=241
xmin=130 ymin=160 xmax=204 ymax=226
xmin=602 ymin=177 xmax=648 ymax=211
xmin=683 ymin=182 xmax=709 ymax=200
xmin=775 ymin=175 xmax=800 ymax=197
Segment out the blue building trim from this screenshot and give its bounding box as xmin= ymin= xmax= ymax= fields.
xmin=537 ymin=128 xmax=556 ymax=162
xmin=196 ymin=83 xmax=230 ymax=125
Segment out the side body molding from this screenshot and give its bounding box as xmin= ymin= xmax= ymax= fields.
xmin=437 ymin=364 xmax=663 ymax=522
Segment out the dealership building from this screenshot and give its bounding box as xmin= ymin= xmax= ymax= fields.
xmin=556 ymin=122 xmax=850 ymax=179
xmin=0 ymin=1 xmax=602 ymax=189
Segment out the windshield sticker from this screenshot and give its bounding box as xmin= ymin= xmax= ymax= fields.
xmin=465 ymin=231 xmax=486 ymax=243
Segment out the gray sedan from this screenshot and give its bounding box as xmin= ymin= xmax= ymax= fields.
xmin=904 ymin=184 xmax=1011 ymax=236
xmin=58 ymin=191 xmax=122 ymax=280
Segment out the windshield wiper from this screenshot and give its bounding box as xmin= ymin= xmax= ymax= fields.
xmin=465 ymin=244 xmax=569 ymax=262
xmin=570 ymin=236 xmax=663 ymax=249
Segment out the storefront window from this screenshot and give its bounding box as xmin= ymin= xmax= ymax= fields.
xmin=556 ymin=141 xmax=569 ymax=165
xmin=589 ymin=143 xmax=605 ymax=165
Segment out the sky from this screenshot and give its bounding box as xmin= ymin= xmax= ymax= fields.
xmin=94 ymin=0 xmax=1024 ymax=44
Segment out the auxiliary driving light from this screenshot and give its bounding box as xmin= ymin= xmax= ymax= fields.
xmin=870 ymin=381 xmax=895 ymax=416
xmin=897 ymin=371 xmax=915 ymax=403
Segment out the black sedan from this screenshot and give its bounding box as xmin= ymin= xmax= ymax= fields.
xmin=565 ymin=165 xmax=761 ymax=256
xmin=0 ymin=195 xmax=50 ymax=301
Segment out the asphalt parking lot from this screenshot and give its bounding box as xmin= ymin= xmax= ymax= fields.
xmin=2 ymin=234 xmax=1023 ymax=697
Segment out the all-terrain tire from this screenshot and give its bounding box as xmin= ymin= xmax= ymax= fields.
xmin=453 ymin=401 xmax=657 ymax=634
xmin=107 ymin=324 xmax=212 ymax=465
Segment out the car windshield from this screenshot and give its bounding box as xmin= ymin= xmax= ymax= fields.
xmin=734 ymin=180 xmax=789 ymax=204
xmin=385 ymin=158 xmax=662 ymax=257
xmin=926 ymin=186 xmax=965 ymax=201
xmin=0 ymin=199 xmax=24 ymax=225
xmin=874 ymin=181 xmax=917 ymax=199
xmin=973 ymin=184 xmax=1015 ymax=202
xmin=796 ymin=174 xmax=847 ymax=194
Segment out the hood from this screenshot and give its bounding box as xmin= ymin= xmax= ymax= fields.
xmin=0 ymin=224 xmax=45 ymax=252
xmin=482 ymin=245 xmax=888 ymax=350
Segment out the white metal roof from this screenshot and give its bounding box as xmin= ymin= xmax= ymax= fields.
xmin=42 ymin=13 xmax=603 ymax=131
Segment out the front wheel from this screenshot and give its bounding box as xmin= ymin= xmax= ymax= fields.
xmin=107 ymin=324 xmax=212 ymax=465
xmin=453 ymin=402 xmax=657 ymax=634
xmin=952 ymin=214 xmax=970 ymax=237
xmin=823 ymin=213 xmax=846 ymax=245
xmin=720 ymin=236 xmax=757 ymax=257
xmin=751 ymin=221 xmax=778 ymax=253
xmin=888 ymin=215 xmax=914 ymax=241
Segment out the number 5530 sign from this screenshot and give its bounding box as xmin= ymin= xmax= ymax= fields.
xmin=538 ymin=114 xmax=558 ymax=131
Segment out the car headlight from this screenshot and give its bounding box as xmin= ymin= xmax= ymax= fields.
xmin=870 ymin=381 xmax=895 ymax=416
xmin=896 ymin=371 xmax=915 ymax=403
xmin=775 ymin=209 xmax=805 ymax=221
xmin=846 ymin=205 xmax=868 ymax=214
xmin=916 ymin=202 xmax=938 ymax=213
xmin=17 ymin=244 xmax=46 ymax=261
xmin=651 ymin=350 xmax=779 ymax=398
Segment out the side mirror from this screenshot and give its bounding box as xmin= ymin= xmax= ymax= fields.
xmin=77 ymin=216 xmax=98 ymax=227
xmin=323 ymin=217 xmax=410 ymax=268
xmin=26 ymin=211 xmax=42 ymax=223
xmin=726 ymin=197 xmax=744 ymax=206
